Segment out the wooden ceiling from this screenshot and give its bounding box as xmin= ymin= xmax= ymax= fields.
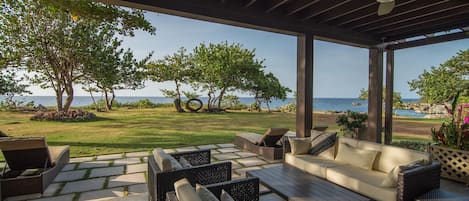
xmin=106 ymin=0 xmax=469 ymax=48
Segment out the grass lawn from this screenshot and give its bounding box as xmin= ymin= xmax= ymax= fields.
xmin=0 ymin=108 xmax=439 ymax=159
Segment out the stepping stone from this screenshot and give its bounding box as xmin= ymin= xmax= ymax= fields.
xmin=229 ymin=160 xmax=242 ymax=169
xmin=198 ymin=144 xmax=218 ymax=150
xmin=263 ymin=163 xmax=282 ymax=169
xmin=60 ymin=178 xmax=106 ymax=194
xmin=126 ymin=163 xmax=147 ymax=174
xmin=175 ymin=146 xmax=198 ymax=152
xmin=212 ymin=153 xmax=240 ymax=161
xmin=96 ymin=154 xmax=123 ymax=161
xmin=125 ymin=151 xmax=149 ymax=158
xmin=234 ymin=166 xmax=262 ymax=176
xmin=113 ymin=158 xmax=141 ymax=166
xmin=42 ymin=183 xmax=63 ymax=196
xmin=54 ymin=170 xmax=86 ymax=182
xmin=61 ymin=164 xmax=76 ymax=172
xmin=210 ymin=149 xmax=220 ymax=154
xmin=107 ymin=173 xmax=146 ymax=188
xmin=217 ymin=143 xmax=235 ymax=148
xmin=4 ymin=193 xmax=41 ymax=201
xmin=128 ymin=184 xmax=148 ymax=195
xmin=217 ymin=148 xmax=240 ymax=153
xmin=163 ymin=149 xmax=175 ymax=153
xmin=231 ymin=172 xmax=242 ymax=180
xmin=260 ymin=193 xmax=285 ymax=201
xmin=236 ymin=151 xmax=258 ymax=158
xmin=30 ymin=194 xmax=75 ymax=201
xmin=78 ymin=161 xmax=111 ymax=169
xmin=78 ymin=187 xmax=124 ymax=201
xmin=90 ymin=166 xmax=124 ymax=178
xmin=236 ymin=157 xmax=267 ymax=167
xmin=70 ymin=157 xmax=94 ymax=163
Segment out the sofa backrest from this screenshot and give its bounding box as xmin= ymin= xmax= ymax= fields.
xmin=335 ymin=137 xmax=430 ymax=173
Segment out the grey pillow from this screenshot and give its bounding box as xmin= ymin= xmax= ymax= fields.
xmin=174 ymin=178 xmax=202 ymax=201
xmin=152 ymin=148 xmax=182 ymax=172
xmin=220 ymin=190 xmax=235 ymax=201
xmin=309 ymin=132 xmax=337 ymax=155
xmin=179 ymin=157 xmax=193 ymax=168
xmin=196 ymin=184 xmax=219 ymax=201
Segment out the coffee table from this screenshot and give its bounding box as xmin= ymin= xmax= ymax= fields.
xmin=246 ymin=165 xmax=370 ymax=201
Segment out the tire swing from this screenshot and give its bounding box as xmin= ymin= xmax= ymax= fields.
xmin=185 ymin=98 xmax=203 ymax=112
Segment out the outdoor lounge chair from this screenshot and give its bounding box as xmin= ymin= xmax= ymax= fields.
xmin=165 ymin=177 xmax=260 ymax=201
xmin=234 ymin=128 xmax=289 ymax=160
xmin=0 ymin=137 xmax=69 ymax=200
xmin=147 ymin=149 xmax=232 ymax=201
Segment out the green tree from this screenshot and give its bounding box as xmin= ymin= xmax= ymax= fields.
xmin=0 ymin=0 xmax=154 ymax=112
xmin=192 ymin=41 xmax=264 ymax=110
xmin=249 ymin=72 xmax=291 ymax=112
xmin=358 ymin=88 xmax=403 ymax=108
xmin=409 ymin=49 xmax=468 ymax=104
xmin=146 ymin=47 xmax=192 ymax=112
xmin=0 ymin=70 xmax=30 ymax=109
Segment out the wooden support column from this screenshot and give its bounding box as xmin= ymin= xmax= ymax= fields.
xmin=296 ymin=33 xmax=313 ymax=138
xmin=384 ymin=50 xmax=394 ymax=145
xmin=368 ymin=48 xmax=383 ymax=143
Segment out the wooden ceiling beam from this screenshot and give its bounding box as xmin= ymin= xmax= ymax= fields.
xmin=301 ymin=0 xmax=351 ymax=21
xmin=244 ymin=0 xmax=257 ymax=8
xmin=319 ymin=1 xmax=377 ymax=23
xmin=376 ymin=10 xmax=469 ymax=35
xmin=285 ymin=0 xmax=319 ymax=16
xmin=361 ymin=2 xmax=469 ymax=32
xmin=386 ymin=31 xmax=469 ymax=50
xmin=265 ymin=0 xmax=289 ymax=13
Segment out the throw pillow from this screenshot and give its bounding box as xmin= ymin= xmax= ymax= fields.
xmin=335 ymin=143 xmax=379 ymax=170
xmin=288 ymin=137 xmax=311 ymax=155
xmin=309 ymin=132 xmax=337 ymax=155
xmin=220 ymin=190 xmax=235 ymax=201
xmin=174 ymin=178 xmax=202 ymax=201
xmin=310 ymin=130 xmax=324 ymax=141
xmin=152 ymin=148 xmax=182 ymax=172
xmin=196 ymin=184 xmax=219 ymax=201
xmin=179 ymin=157 xmax=193 ymax=168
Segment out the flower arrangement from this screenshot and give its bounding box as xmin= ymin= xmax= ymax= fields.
xmin=431 ymin=94 xmax=469 ymax=150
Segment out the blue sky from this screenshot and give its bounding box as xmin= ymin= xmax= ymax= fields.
xmin=29 ymin=12 xmax=469 ymax=99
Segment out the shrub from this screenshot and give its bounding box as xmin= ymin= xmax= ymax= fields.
xmin=31 ymin=110 xmax=96 ymax=122
xmin=392 ymin=141 xmax=429 ymax=152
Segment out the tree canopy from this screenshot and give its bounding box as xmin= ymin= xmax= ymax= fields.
xmin=409 ymin=49 xmax=468 ymax=104
xmin=358 ymin=88 xmax=403 ymax=108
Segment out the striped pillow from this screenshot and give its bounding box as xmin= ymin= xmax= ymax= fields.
xmin=309 ymin=132 xmax=337 ymax=155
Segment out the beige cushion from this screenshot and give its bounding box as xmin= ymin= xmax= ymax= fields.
xmin=317 ymin=145 xmax=335 ymax=160
xmin=380 ymin=159 xmax=428 ymax=187
xmin=179 ymin=157 xmax=192 ymax=168
xmin=288 ymin=137 xmax=311 ymax=155
xmin=174 ymin=178 xmax=202 ymax=201
xmin=285 ymin=153 xmax=345 ymax=178
xmin=310 ymin=130 xmax=324 ymax=140
xmin=335 ymin=143 xmax=379 ymax=170
xmin=236 ymin=133 xmax=262 ymax=144
xmin=326 ymin=165 xmax=396 ymax=201
xmin=366 ymin=142 xmax=430 ymax=173
xmin=196 ymin=184 xmax=219 ymax=201
xmin=152 ymin=148 xmax=182 ymax=172
xmin=220 ymin=190 xmax=235 ymax=201
xmin=48 ymin=146 xmax=70 ymax=165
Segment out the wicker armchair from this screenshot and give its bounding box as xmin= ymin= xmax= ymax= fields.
xmin=165 ymin=177 xmax=260 ymax=201
xmin=397 ymin=161 xmax=441 ymax=201
xmin=147 ymin=149 xmax=232 ymax=201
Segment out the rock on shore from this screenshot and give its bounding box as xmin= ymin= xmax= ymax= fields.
xmin=401 ymin=102 xmax=448 ymax=118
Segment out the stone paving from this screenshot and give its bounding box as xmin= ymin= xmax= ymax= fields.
xmin=4 ymin=143 xmax=469 ymax=201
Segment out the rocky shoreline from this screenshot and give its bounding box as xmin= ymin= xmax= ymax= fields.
xmin=400 ymin=102 xmax=448 ymax=118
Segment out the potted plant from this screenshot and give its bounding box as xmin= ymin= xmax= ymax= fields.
xmin=336 ymin=110 xmax=368 ymax=140
xmin=430 ymin=94 xmax=469 ymax=184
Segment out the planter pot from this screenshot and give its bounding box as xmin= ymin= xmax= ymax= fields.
xmin=429 ymin=145 xmax=469 ymax=184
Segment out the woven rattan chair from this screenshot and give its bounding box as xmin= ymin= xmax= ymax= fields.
xmin=165 ymin=177 xmax=260 ymax=201
xmin=147 ymin=149 xmax=232 ymax=201
xmin=235 ymin=128 xmax=289 ymax=160
xmin=0 ymin=137 xmax=69 ymax=200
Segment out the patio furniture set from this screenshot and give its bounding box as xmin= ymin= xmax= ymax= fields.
xmin=0 ymin=129 xmax=468 ymax=201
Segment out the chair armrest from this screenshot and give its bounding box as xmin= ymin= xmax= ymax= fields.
xmin=170 ymin=149 xmax=211 ymax=166
xmin=165 ymin=177 xmax=260 ymax=201
xmin=397 ymin=162 xmax=441 ymax=201
xmin=154 ymin=161 xmax=232 ymax=201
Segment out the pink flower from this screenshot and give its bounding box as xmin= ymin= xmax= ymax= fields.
xmin=464 ymin=115 xmax=469 ymax=125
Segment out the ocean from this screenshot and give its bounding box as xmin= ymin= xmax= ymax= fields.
xmin=1 ymin=96 xmax=424 ymax=118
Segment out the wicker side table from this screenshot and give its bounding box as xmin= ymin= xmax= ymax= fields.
xmin=415 ymin=189 xmax=469 ymax=201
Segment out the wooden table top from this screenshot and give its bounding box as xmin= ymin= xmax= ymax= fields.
xmin=246 ymin=165 xmax=370 ymax=201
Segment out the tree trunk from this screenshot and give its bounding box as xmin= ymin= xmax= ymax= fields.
xmin=55 ymin=89 xmax=64 ymax=112
xmin=104 ymin=89 xmax=111 ymax=111
xmin=88 ymin=90 xmax=99 ymax=111
xmin=109 ymin=89 xmax=115 ymax=110
xmin=207 ymin=92 xmax=212 ymax=110
xmin=266 ymin=100 xmax=271 ymax=113
xmin=217 ymin=88 xmax=226 ymax=109
xmin=174 ymin=81 xmax=185 ymax=112
xmin=63 ymin=83 xmax=74 ymax=112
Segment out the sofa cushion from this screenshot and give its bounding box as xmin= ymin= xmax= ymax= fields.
xmin=361 ymin=142 xmax=430 ymax=173
xmin=326 ymin=165 xmax=396 ymax=201
xmin=285 ymin=153 xmax=345 ymax=178
xmin=196 ymin=183 xmax=219 ymax=201
xmin=179 ymin=157 xmax=193 ymax=168
xmin=380 ymin=159 xmax=429 ymax=187
xmin=152 ymin=148 xmax=182 ymax=172
xmin=335 ymin=143 xmax=378 ymax=170
xmin=288 ymin=137 xmax=311 ymax=155
xmin=221 ymin=189 xmax=235 ymax=201
xmin=309 ymin=132 xmax=337 ymax=155
xmin=175 ymin=178 xmax=203 ymax=201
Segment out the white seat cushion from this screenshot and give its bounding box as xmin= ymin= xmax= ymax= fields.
xmin=285 ymin=153 xmax=345 ymax=178
xmin=326 ymin=165 xmax=396 ymax=201
xmin=174 ymin=178 xmax=203 ymax=201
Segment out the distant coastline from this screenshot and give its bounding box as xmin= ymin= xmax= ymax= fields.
xmin=1 ymin=95 xmax=424 ymax=118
